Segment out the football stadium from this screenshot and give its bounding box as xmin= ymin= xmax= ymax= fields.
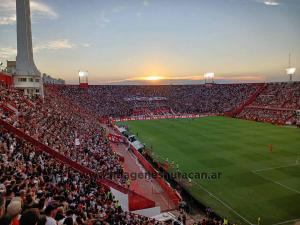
xmin=0 ymin=0 xmax=300 ymax=225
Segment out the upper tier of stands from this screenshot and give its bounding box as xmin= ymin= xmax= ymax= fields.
xmin=237 ymin=82 xmax=300 ymax=125
xmin=51 ymin=82 xmax=300 ymax=125
xmin=53 ymin=84 xmax=261 ymax=118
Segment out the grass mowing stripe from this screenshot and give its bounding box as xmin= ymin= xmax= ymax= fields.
xmin=119 ymin=116 xmax=300 ymax=224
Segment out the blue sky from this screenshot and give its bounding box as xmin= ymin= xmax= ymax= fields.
xmin=0 ymin=0 xmax=299 ymax=84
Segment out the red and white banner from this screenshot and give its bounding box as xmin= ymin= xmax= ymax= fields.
xmin=107 ymin=133 xmax=125 ymax=143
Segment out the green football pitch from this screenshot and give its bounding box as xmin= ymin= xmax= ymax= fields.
xmin=119 ymin=116 xmax=300 ymax=225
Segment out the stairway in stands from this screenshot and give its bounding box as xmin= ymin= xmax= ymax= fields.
xmin=230 ymin=83 xmax=267 ymax=117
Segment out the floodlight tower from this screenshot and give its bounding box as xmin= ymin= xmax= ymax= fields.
xmin=286 ymin=53 xmax=296 ymax=82
xmin=204 ymin=72 xmax=215 ymax=84
xmin=79 ymin=70 xmax=89 ymax=88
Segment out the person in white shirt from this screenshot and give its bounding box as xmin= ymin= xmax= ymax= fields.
xmin=45 ymin=203 xmax=59 ymax=225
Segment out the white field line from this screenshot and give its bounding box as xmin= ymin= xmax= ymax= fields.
xmin=252 ymin=163 xmax=300 ymax=173
xmin=271 ymin=218 xmax=300 ymax=225
xmin=193 ymin=181 xmax=254 ymax=225
xmin=252 ymin=171 xmax=300 ymax=195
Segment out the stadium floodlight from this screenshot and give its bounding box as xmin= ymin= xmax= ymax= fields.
xmin=78 ymin=70 xmax=89 ymax=88
xmin=79 ymin=71 xmax=88 ymax=77
xmin=204 ymin=72 xmax=215 ymax=79
xmin=286 ymin=67 xmax=296 ymax=75
xmin=204 ymin=72 xmax=215 ymax=84
xmin=286 ymin=53 xmax=296 ymax=82
xmin=286 ymin=67 xmax=296 ymax=82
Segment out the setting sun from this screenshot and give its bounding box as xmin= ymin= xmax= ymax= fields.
xmin=145 ymin=75 xmax=164 ymax=81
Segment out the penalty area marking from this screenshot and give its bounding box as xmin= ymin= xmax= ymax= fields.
xmin=192 ymin=181 xmax=254 ymax=225
xmin=250 ymin=164 xmax=300 ymax=224
xmin=252 ymin=171 xmax=300 ymax=195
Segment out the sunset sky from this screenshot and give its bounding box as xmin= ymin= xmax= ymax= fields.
xmin=0 ymin=0 xmax=299 ymax=84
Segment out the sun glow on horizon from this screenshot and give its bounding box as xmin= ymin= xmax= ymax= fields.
xmin=145 ymin=75 xmax=164 ymax=81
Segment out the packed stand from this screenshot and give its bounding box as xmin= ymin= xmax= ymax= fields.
xmin=0 ymin=129 xmax=165 ymax=225
xmin=0 ymin=86 xmax=126 ymax=185
xmin=52 ymin=84 xmax=261 ymax=118
xmin=237 ymin=82 xmax=300 ymax=125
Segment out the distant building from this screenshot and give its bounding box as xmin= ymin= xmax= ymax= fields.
xmin=42 ymin=74 xmax=65 ymax=85
xmin=6 ymin=61 xmax=16 ymax=74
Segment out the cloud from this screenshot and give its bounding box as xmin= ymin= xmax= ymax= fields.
xmin=123 ymin=74 xmax=265 ymax=83
xmin=34 ymin=39 xmax=91 ymax=51
xmin=0 ymin=15 xmax=16 ymax=25
xmin=30 ymin=1 xmax=58 ymax=19
xmin=0 ymin=39 xmax=91 ymax=60
xmin=0 ymin=47 xmax=17 ymax=59
xmin=263 ymin=1 xmax=280 ymax=6
xmin=0 ymin=0 xmax=16 ymax=25
xmin=253 ymin=0 xmax=280 ymax=6
xmin=102 ymin=74 xmax=265 ymax=85
xmin=125 ymin=75 xmax=203 ymax=81
xmin=34 ymin=39 xmax=75 ymax=51
xmin=0 ymin=0 xmax=58 ymax=26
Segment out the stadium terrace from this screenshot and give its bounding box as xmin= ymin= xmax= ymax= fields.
xmin=1 ymin=81 xmax=300 ymax=225
xmin=0 ymin=0 xmax=299 ymax=225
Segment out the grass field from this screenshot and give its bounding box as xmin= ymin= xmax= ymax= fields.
xmin=119 ymin=116 xmax=300 ymax=225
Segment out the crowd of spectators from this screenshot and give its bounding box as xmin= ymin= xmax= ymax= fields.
xmin=0 ymin=87 xmax=125 ymax=185
xmin=1 ymin=84 xmax=228 ymax=225
xmin=0 ymin=128 xmax=231 ymax=225
xmin=0 ymin=129 xmax=165 ymax=225
xmin=1 ymin=81 xmax=299 ymax=225
xmin=251 ymin=82 xmax=300 ymax=109
xmin=237 ymin=82 xmax=300 ymax=125
xmin=53 ymin=84 xmax=261 ymax=118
